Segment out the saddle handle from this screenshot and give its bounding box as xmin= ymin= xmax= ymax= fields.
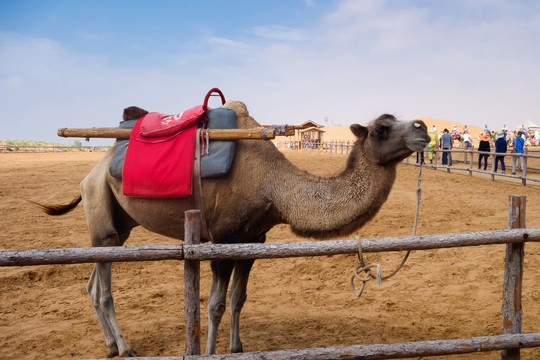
xmin=203 ymin=88 xmax=226 ymax=112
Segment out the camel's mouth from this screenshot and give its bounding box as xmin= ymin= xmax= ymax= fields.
xmin=406 ymin=138 xmax=430 ymax=152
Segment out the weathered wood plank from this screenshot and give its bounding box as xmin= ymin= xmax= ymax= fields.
xmin=86 ymin=332 xmax=540 ymax=360
xmin=57 ymin=127 xmax=281 ymax=140
xmin=1 ymin=228 xmax=539 ymax=266
xmin=184 ymin=210 xmax=201 ymax=356
xmin=183 ymin=228 xmax=540 ymax=261
xmin=501 ymin=196 xmax=526 ymax=360
xmin=0 ymin=245 xmax=184 ymax=266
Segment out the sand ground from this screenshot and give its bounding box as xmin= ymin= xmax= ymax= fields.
xmin=0 ymin=150 xmax=539 ymax=359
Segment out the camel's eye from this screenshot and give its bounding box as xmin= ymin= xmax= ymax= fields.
xmin=374 ymin=124 xmax=390 ymax=141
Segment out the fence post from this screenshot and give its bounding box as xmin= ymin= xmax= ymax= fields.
xmin=522 ymin=149 xmax=528 ymax=186
xmin=184 ymin=210 xmax=201 ymax=355
xmin=501 ymin=196 xmax=526 ymax=360
xmin=491 ymin=150 xmax=496 ymax=181
xmin=468 ymin=149 xmax=474 ymax=176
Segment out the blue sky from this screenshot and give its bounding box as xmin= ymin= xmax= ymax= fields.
xmin=1 ymin=0 xmax=539 ymax=145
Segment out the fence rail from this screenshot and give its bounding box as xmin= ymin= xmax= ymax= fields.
xmin=1 ymin=197 xmax=539 ymax=359
xmin=406 ymin=147 xmax=540 ymax=186
xmin=0 ymin=144 xmax=111 ymax=153
xmin=91 ymin=333 xmax=540 ymax=360
xmin=1 ymin=228 xmax=538 ymax=266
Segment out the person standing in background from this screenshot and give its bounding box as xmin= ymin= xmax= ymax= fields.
xmin=440 ymin=129 xmax=453 ymax=166
xmin=428 ymin=127 xmax=438 ymax=164
xmin=478 ymin=132 xmax=491 ymax=171
xmin=494 ymin=132 xmax=507 ymax=173
xmin=512 ymin=131 xmax=525 ymax=174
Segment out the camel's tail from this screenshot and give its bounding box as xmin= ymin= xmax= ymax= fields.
xmin=29 ymin=195 xmax=82 ymax=216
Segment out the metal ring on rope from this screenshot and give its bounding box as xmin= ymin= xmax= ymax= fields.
xmin=350 ymin=162 xmax=423 ymax=297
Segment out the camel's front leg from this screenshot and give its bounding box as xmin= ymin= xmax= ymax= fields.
xmin=87 ymin=262 xmax=135 ymax=357
xmin=229 ymin=258 xmax=255 ymax=353
xmin=205 ymin=260 xmax=235 ymax=354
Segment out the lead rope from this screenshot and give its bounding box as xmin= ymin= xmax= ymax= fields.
xmin=350 ymin=162 xmax=423 ymax=297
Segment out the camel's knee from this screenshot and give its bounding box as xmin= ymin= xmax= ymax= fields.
xmin=86 ymin=276 xmax=100 ymax=307
xmin=87 ymin=286 xmax=101 ymax=310
xmin=208 ymin=299 xmax=227 ymax=321
xmin=100 ymin=293 xmax=115 ymax=310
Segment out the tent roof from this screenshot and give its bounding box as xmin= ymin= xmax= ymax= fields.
xmin=299 ymin=126 xmax=325 ymax=133
xmin=296 ymin=120 xmax=322 ymax=129
xmin=519 ymin=119 xmax=540 ymax=129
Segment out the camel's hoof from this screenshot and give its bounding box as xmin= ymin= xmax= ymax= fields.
xmin=231 ymin=344 xmax=244 ymax=353
xmin=106 ymin=346 xmax=119 ymax=358
xmin=119 ymin=347 xmax=136 ymax=357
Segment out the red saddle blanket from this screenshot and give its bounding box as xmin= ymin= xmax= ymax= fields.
xmin=122 ymin=105 xmax=205 ymax=198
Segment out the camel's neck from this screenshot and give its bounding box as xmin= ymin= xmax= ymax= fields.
xmin=270 ymin=148 xmax=396 ymax=239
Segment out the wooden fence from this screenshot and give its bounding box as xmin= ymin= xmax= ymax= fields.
xmin=405 ymin=147 xmax=540 ymax=186
xmin=1 ymin=197 xmax=540 ymax=359
xmin=0 ymin=144 xmax=111 ymax=153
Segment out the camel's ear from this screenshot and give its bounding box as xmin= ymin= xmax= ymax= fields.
xmin=350 ymin=124 xmax=368 ymax=139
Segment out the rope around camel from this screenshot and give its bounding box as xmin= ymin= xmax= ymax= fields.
xmin=350 ymin=162 xmax=423 ymax=297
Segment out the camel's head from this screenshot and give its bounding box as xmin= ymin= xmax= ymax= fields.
xmin=351 ymin=114 xmax=430 ymax=164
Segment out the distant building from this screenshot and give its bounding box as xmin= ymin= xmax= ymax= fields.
xmin=295 ymin=120 xmax=324 ymax=148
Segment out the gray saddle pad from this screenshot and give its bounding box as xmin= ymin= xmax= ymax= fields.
xmin=109 ymin=107 xmax=237 ymax=179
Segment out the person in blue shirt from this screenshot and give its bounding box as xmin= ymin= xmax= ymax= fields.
xmin=512 ymin=131 xmax=525 ymax=174
xmin=439 ymin=129 xmax=453 ymax=165
xmin=494 ymin=132 xmax=507 ymax=173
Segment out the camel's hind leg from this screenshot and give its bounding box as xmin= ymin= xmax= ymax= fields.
xmin=87 ymin=262 xmax=134 ymax=357
xmin=81 ymin=164 xmax=136 ymax=357
xmin=229 ymin=258 xmax=255 ymax=353
xmin=229 ymin=233 xmax=265 ymax=353
xmin=205 ymin=259 xmax=235 ymax=354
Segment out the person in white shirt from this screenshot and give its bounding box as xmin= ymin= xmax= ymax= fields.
xmin=462 ymin=132 xmax=472 ymax=148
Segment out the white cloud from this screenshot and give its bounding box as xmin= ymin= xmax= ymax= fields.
xmin=251 ymin=25 xmax=307 ymax=42
xmin=207 ymin=36 xmax=247 ymax=48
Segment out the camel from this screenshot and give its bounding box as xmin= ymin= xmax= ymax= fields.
xmin=36 ymin=100 xmax=430 ymax=357
xmin=452 ymin=133 xmax=463 ymax=144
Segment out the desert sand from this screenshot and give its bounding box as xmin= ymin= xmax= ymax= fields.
xmin=321 ymin=117 xmax=485 ymax=144
xmin=1 ymin=147 xmax=539 ymax=359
